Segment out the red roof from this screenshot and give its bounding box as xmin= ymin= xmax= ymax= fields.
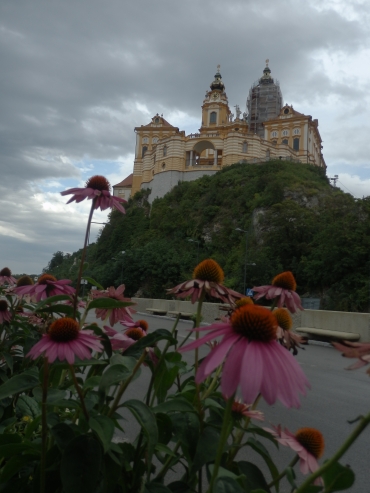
xmin=113 ymin=173 xmax=133 ymax=188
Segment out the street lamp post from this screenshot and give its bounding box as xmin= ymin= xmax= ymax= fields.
xmin=187 ymin=239 xmax=200 ymax=264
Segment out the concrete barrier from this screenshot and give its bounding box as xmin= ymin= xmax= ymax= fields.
xmin=132 ymin=299 xmax=370 ymax=341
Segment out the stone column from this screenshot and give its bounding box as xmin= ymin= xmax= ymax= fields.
xmin=214 ymin=149 xmax=218 ymax=166
xmin=189 ymin=150 xmax=193 ymax=166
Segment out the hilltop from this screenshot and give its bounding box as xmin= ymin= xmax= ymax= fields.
xmin=46 ymin=160 xmax=370 ymax=312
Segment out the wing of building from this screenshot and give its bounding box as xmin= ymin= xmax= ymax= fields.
xmin=117 ymin=63 xmax=325 ymax=204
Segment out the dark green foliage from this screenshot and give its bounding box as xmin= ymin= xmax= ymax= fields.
xmin=44 ymin=160 xmax=370 ymax=311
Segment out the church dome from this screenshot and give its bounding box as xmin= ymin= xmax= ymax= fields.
xmin=210 ymin=65 xmax=225 ymax=91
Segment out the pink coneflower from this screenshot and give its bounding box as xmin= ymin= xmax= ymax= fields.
xmin=179 ymin=304 xmax=310 ymax=408
xmin=253 ymin=271 xmax=303 ymax=313
xmin=0 ymin=267 xmax=17 ymax=286
xmin=93 ymin=284 xmax=134 ymax=326
xmin=167 ymin=259 xmax=243 ymax=304
xmin=231 ymin=400 xmax=264 ymax=421
xmin=120 ymin=318 xmax=148 ymax=332
xmin=14 ymin=274 xmax=75 ymax=302
xmin=103 ymin=324 xmax=146 ymax=351
xmin=265 ymin=425 xmax=324 ymax=480
xmin=273 ymin=307 xmax=307 ymax=355
xmin=333 ymin=340 xmax=370 ymax=374
xmin=0 ymin=300 xmax=11 ymax=323
xmin=27 ymin=317 xmax=103 ymax=364
xmin=61 ymin=175 xmax=126 ymax=214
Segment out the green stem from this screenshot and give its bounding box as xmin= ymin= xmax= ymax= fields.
xmin=69 ymin=364 xmax=89 ymax=422
xmin=148 ymin=314 xmax=180 ymax=406
xmin=40 ymin=358 xmax=49 ymax=493
xmin=207 ymin=396 xmax=234 ymax=493
xmin=269 ymin=297 xmax=280 ymax=311
xmin=295 ymin=411 xmax=370 ymax=492
xmin=227 ymin=394 xmax=261 ymax=465
xmin=155 ymin=440 xmax=181 ymax=481
xmin=73 ymin=199 xmax=96 ymax=319
xmin=108 ymin=350 xmax=147 ymax=417
xmin=194 ymin=292 xmax=205 ymax=372
xmin=201 ymin=364 xmax=222 ymax=400
xmin=267 ymin=455 xmax=299 ymax=489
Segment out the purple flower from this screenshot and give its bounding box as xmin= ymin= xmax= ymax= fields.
xmin=61 ymin=175 xmax=126 ymax=213
xmin=14 ymin=274 xmax=75 ymax=302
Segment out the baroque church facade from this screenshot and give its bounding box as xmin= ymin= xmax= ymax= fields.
xmin=114 ymin=63 xmax=326 ymax=203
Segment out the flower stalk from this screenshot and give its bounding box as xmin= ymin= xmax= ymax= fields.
xmin=40 ymin=358 xmax=49 ymax=493
xmin=69 ymin=364 xmax=90 ymax=422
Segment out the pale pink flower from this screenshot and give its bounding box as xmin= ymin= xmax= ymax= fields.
xmin=93 ymin=284 xmax=134 ymax=326
xmin=14 ymin=274 xmax=75 ymax=302
xmin=253 ymin=271 xmax=303 ymax=313
xmin=0 ymin=267 xmax=17 ymax=286
xmin=167 ymin=259 xmax=243 ymax=304
xmin=333 ymin=341 xmax=370 ymax=374
xmin=179 ymin=304 xmax=310 ymax=408
xmin=274 ymin=307 xmax=307 ymax=355
xmin=231 ymin=400 xmax=264 ymax=421
xmin=61 ymin=175 xmax=126 ymax=213
xmin=265 ymin=425 xmax=324 ymax=483
xmin=0 ymin=300 xmax=11 ymax=323
xmin=103 ymin=324 xmax=146 ymax=351
xmin=27 ymin=317 xmax=103 ymax=364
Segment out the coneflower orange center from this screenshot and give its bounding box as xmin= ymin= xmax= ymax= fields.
xmin=295 ymin=428 xmax=324 ymax=459
xmin=136 ymin=320 xmax=148 ymax=331
xmin=126 ymin=327 xmax=145 ymax=341
xmin=86 ymin=175 xmax=111 ymax=192
xmin=0 ymin=300 xmax=8 ymax=311
xmin=38 ymin=274 xmax=57 ymax=285
xmin=48 ymin=318 xmax=80 ymax=342
xmin=193 ymin=259 xmax=224 ymax=284
xmin=235 ymin=297 xmax=254 ymax=308
xmin=16 ymin=275 xmax=34 ymax=287
xmin=231 ymin=305 xmax=277 ymax=342
xmin=272 ymin=271 xmax=297 ymax=291
xmin=273 ymin=308 xmax=293 ymax=331
xmin=0 ymin=267 xmax=11 ymax=277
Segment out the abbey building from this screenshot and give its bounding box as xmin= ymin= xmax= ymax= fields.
xmin=114 ymin=63 xmax=326 ymax=203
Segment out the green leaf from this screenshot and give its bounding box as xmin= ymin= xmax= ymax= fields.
xmin=156 ymin=413 xmax=172 ymax=445
xmin=83 ymin=376 xmax=101 ymax=391
xmin=90 ymin=415 xmax=115 ymax=453
xmin=153 ymin=396 xmax=194 ymax=414
xmin=15 ymin=395 xmax=39 ymax=418
xmin=82 ymin=276 xmax=104 ymax=290
xmin=0 ymin=454 xmax=38 ymax=482
xmin=191 ymin=425 xmax=220 ymax=473
xmin=34 ymin=294 xmax=73 ymax=309
xmin=0 ymin=371 xmax=39 ymax=400
xmin=123 ymin=399 xmax=158 ymax=474
xmin=98 ymin=365 xmax=132 ymax=393
xmin=153 ymin=352 xmax=185 ymax=403
xmin=0 ymin=435 xmax=22 ymax=445
xmin=322 ymin=461 xmax=355 ymax=492
xmin=238 ymin=461 xmax=271 ymax=493
xmin=110 ymin=354 xmax=137 ymax=371
xmin=87 ymin=298 xmax=135 ymax=310
xmin=214 ymin=477 xmax=245 ymax=493
xmin=246 ymin=438 xmax=279 ymax=485
xmin=37 ymin=304 xmax=75 ymax=317
xmin=123 ymin=329 xmax=176 ymax=357
xmin=50 ymin=422 xmax=76 ymax=451
xmin=32 ymin=387 xmax=66 ymax=403
xmin=144 ymin=483 xmax=173 ymax=493
xmin=60 ymin=434 xmax=102 ymax=493
xmin=170 ymin=412 xmax=200 ymax=463
xmin=0 ymin=443 xmax=40 ymax=458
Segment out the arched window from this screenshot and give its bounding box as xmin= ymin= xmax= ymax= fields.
xmin=266 ymin=150 xmax=270 ymax=158
xmin=282 ymin=139 xmax=288 ymax=145
xmin=242 ymin=141 xmax=248 ymax=153
xmin=142 ymin=137 xmax=149 ymax=144
xmin=162 ymin=162 xmax=166 ymax=169
xmin=142 ymin=146 xmax=148 ymax=158
xmin=282 ymin=130 xmax=289 ymax=136
xmin=163 ymin=145 xmax=167 ymax=157
xmin=293 ymin=138 xmax=299 ymax=151
xmin=210 ymin=112 xmax=217 ymax=124
xmin=271 ymin=131 xmax=278 ymax=138
xmin=293 ymin=128 xmax=300 ymax=135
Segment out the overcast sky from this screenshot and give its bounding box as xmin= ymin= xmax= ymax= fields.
xmin=1 ymin=0 xmax=369 ymax=274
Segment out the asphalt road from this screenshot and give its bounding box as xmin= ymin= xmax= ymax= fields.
xmin=86 ymin=311 xmax=370 ymax=492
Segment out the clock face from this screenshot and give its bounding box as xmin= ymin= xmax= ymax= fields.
xmin=213 ymin=92 xmax=219 ymax=100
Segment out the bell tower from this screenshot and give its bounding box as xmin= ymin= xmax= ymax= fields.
xmin=201 ymin=65 xmax=231 ymax=129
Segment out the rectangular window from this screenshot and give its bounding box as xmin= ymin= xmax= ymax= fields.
xmin=293 ymin=138 xmax=299 ymax=151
